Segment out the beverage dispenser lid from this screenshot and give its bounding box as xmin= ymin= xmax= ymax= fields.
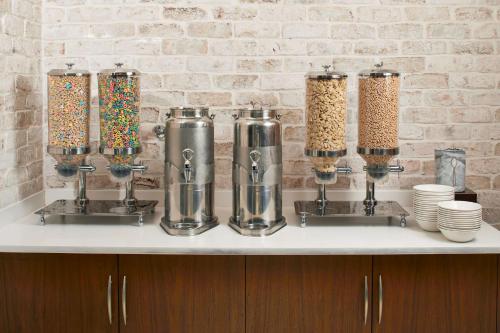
xmin=169 ymin=107 xmax=209 ymax=118
xmin=237 ymin=107 xmax=277 ymax=120
xmin=306 ymin=65 xmax=347 ymax=79
xmin=98 ymin=63 xmax=140 ymax=77
xmin=48 ymin=63 xmax=90 ymax=76
xmin=359 ymin=62 xmax=399 ymax=78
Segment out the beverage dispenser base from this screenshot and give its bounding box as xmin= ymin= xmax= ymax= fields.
xmin=294 ymin=200 xmax=408 ymax=228
xmin=35 ymin=199 xmax=158 ymax=226
xmin=160 ymin=217 xmax=218 ymax=236
xmin=228 ymin=217 xmax=286 ymax=237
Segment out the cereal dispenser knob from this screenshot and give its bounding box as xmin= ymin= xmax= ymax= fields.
xmin=65 ymin=63 xmax=74 ymax=70
xmin=322 ymin=65 xmax=332 ymax=73
xmin=115 ymin=62 xmax=124 ymax=68
xmin=375 ymin=61 xmax=384 ymax=69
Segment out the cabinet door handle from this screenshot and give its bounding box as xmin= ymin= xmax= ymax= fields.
xmin=122 ymin=275 xmax=127 ymax=326
xmin=107 ymin=275 xmax=112 ymax=325
xmin=364 ymin=275 xmax=368 ymax=325
xmin=378 ymin=274 xmax=383 ymax=325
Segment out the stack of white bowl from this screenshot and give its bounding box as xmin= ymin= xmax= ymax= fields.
xmin=413 ymin=184 xmax=455 ymax=232
xmin=437 ymin=201 xmax=482 ymax=242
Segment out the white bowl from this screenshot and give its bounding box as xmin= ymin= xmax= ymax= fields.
xmin=413 ymin=184 xmax=455 ymax=193
xmin=438 ymin=216 xmax=482 ymax=223
xmin=439 ymin=228 xmax=478 ymax=242
xmin=438 ymin=222 xmax=482 ymax=228
xmin=417 ymin=220 xmax=439 ymax=232
xmin=414 ymin=191 xmax=454 ymax=196
xmin=437 ymin=223 xmax=481 ymax=231
xmin=414 ymin=195 xmax=454 ymax=200
xmin=437 ymin=201 xmax=482 ymax=212
xmin=438 ymin=220 xmax=482 ymax=227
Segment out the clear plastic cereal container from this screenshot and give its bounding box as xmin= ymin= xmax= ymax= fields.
xmin=305 ymin=65 xmax=348 ymax=184
xmin=357 ymin=63 xmax=401 ymax=181
xmin=98 ymin=63 xmax=141 ymax=179
xmin=47 ymin=63 xmax=91 ymax=177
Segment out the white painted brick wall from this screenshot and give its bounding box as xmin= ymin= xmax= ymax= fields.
xmin=37 ymin=0 xmax=500 ymax=223
xmin=0 ymin=0 xmax=43 ymax=208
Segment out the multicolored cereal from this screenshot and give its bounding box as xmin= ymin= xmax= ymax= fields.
xmin=98 ymin=75 xmax=140 ymax=152
xmin=47 ymin=75 xmax=90 ymax=149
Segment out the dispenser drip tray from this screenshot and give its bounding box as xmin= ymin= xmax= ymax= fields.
xmin=229 ymin=216 xmax=286 ymax=237
xmin=294 ymin=200 xmax=408 ymax=227
xmin=161 ymin=216 xmax=218 ymax=236
xmin=35 ymin=199 xmax=158 ymax=226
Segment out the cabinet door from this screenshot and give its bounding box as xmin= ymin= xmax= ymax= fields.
xmin=246 ymin=256 xmax=372 ymax=333
xmin=0 ymin=253 xmax=118 ymax=333
xmin=373 ymin=255 xmax=497 ymax=333
xmin=118 ymin=255 xmax=245 ymax=333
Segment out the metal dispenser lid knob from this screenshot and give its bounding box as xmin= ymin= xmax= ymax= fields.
xmin=98 ymin=62 xmax=140 ymax=77
xmin=359 ymin=61 xmax=400 ymax=78
xmin=306 ymin=63 xmax=347 ymax=80
xmin=48 ymin=63 xmax=90 ymax=76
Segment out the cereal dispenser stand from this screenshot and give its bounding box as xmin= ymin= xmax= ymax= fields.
xmin=294 ymin=63 xmax=408 ymax=227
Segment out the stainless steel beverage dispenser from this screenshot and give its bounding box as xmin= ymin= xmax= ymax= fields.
xmin=154 ymin=107 xmax=218 ymax=236
xmin=229 ymin=107 xmax=286 ymax=236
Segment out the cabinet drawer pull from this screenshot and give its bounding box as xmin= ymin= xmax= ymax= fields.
xmin=107 ymin=275 xmax=112 ymax=325
xmin=122 ymin=275 xmax=127 ymax=326
xmin=364 ymin=275 xmax=368 ymax=325
xmin=378 ymin=274 xmax=383 ymax=325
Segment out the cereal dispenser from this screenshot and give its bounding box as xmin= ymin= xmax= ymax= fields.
xmin=229 ymin=107 xmax=286 ymax=236
xmin=294 ymin=65 xmax=352 ymax=226
xmin=46 ymin=63 xmax=95 ymax=206
xmin=357 ymin=62 xmax=406 ymax=219
xmin=295 ymin=63 xmax=408 ymax=227
xmin=98 ymin=63 xmax=146 ymax=207
xmin=154 ymin=107 xmax=218 ymax=236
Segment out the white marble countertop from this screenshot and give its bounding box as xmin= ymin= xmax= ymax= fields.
xmin=0 ymin=197 xmax=499 ymax=255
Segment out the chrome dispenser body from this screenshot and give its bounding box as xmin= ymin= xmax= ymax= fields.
xmin=157 ymin=107 xmax=218 ymax=236
xmin=229 ymin=109 xmax=286 ymax=236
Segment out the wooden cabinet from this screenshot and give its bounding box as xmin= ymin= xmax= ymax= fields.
xmin=246 ymin=256 xmax=372 ymax=333
xmin=118 ymin=255 xmax=245 ymax=333
xmin=0 ymin=254 xmax=118 ymax=333
xmin=0 ymin=253 xmax=498 ymax=333
xmin=373 ymin=255 xmax=497 ymax=333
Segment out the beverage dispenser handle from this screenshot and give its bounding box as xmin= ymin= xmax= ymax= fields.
xmin=153 ymin=125 xmax=165 ymax=140
xmin=183 ymin=148 xmax=194 ymax=183
xmin=249 ymin=150 xmax=261 ymax=184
